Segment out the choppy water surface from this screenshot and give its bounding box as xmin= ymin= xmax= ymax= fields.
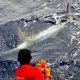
xmin=0 ymin=0 xmax=80 ymax=80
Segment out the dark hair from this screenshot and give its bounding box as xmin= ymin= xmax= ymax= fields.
xmin=18 ymin=49 xmax=32 ymax=65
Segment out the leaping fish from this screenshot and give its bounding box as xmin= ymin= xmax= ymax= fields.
xmin=17 ymin=22 xmax=67 ymax=49
xmin=0 ymin=22 xmax=67 ymax=57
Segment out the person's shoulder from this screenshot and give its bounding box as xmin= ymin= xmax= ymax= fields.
xmin=15 ymin=66 xmax=21 ymax=72
xmin=15 ymin=65 xmax=40 ymax=72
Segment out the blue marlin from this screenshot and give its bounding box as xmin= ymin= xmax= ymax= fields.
xmin=17 ymin=22 xmax=67 ymax=50
xmin=0 ymin=22 xmax=67 ymax=57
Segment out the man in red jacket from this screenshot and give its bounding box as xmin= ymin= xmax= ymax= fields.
xmin=14 ymin=49 xmax=44 ymax=80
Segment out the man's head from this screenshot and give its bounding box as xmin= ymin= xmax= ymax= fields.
xmin=18 ymin=49 xmax=32 ymax=65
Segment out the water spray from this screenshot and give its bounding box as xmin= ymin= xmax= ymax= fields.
xmin=0 ymin=41 xmax=29 ymax=56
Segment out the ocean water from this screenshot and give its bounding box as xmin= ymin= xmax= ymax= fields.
xmin=0 ymin=0 xmax=80 ymax=80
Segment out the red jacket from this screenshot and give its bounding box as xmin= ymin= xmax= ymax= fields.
xmin=14 ymin=64 xmax=44 ymax=80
